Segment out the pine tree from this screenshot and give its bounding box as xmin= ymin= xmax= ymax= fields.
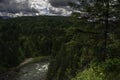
xmin=70 ymin=0 xmax=120 ymax=60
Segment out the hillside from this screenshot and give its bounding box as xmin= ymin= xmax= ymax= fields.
xmin=0 ymin=16 xmax=73 ymax=69
xmin=0 ymin=15 xmax=120 ymax=80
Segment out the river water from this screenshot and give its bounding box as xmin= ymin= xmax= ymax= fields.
xmin=16 ymin=61 xmax=49 ymax=80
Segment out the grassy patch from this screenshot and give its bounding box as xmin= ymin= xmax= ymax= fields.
xmin=32 ymin=56 xmax=50 ymax=63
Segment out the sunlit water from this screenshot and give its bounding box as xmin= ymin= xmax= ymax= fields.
xmin=16 ymin=61 xmax=49 ymax=80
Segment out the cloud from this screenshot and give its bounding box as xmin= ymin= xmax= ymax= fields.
xmin=49 ymin=0 xmax=78 ymax=7
xmin=0 ymin=0 xmax=74 ymax=17
xmin=49 ymin=0 xmax=69 ymax=7
xmin=0 ymin=0 xmax=38 ymax=13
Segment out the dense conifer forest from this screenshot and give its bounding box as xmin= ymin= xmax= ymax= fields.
xmin=0 ymin=0 xmax=120 ymax=79
xmin=0 ymin=15 xmax=119 ymax=80
xmin=0 ymin=16 xmax=73 ymax=69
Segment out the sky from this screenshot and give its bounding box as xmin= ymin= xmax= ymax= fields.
xmin=0 ymin=0 xmax=75 ymax=17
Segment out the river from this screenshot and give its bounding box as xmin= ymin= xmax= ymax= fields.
xmin=0 ymin=59 xmax=49 ymax=80
xmin=16 ymin=61 xmax=49 ymax=80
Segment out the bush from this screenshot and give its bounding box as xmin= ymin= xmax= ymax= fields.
xmin=72 ymin=67 xmax=104 ymax=80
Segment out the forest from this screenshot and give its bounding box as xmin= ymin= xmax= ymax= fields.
xmin=0 ymin=16 xmax=73 ymax=69
xmin=0 ymin=0 xmax=120 ymax=80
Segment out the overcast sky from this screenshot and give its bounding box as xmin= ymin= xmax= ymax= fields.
xmin=0 ymin=0 xmax=76 ymax=17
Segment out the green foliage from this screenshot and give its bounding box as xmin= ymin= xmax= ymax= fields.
xmin=0 ymin=14 xmax=120 ymax=80
xmin=96 ymin=58 xmax=120 ymax=80
xmin=47 ymin=19 xmax=120 ymax=80
xmin=72 ymin=67 xmax=104 ymax=80
xmin=63 ymin=0 xmax=120 ymax=80
xmin=0 ymin=16 xmax=73 ymax=71
xmin=72 ymin=57 xmax=120 ymax=80
xmin=48 ymin=26 xmax=103 ymax=80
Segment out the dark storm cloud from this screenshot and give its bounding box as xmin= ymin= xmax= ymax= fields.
xmin=49 ymin=0 xmax=69 ymax=7
xmin=0 ymin=0 xmax=38 ymax=13
xmin=49 ymin=0 xmax=78 ymax=7
xmin=0 ymin=0 xmax=3 ymax=2
xmin=0 ymin=0 xmax=5 ymax=2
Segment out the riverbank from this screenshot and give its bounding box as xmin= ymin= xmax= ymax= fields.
xmin=0 ymin=56 xmax=50 ymax=80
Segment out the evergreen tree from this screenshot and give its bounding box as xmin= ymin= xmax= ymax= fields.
xmin=70 ymin=0 xmax=120 ymax=60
